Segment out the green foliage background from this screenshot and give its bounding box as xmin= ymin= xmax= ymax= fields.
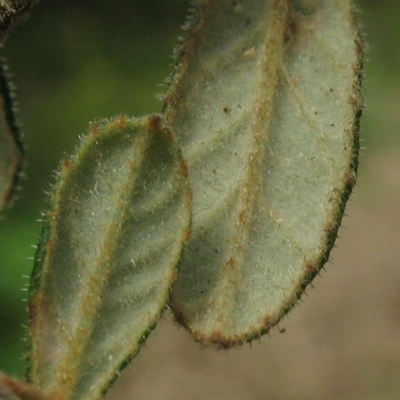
xmin=0 ymin=0 xmax=398 ymax=382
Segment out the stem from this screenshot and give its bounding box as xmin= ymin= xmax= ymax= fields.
xmin=0 ymin=0 xmax=41 ymax=43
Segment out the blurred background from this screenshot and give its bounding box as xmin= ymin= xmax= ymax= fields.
xmin=0 ymin=1 xmax=399 ymax=399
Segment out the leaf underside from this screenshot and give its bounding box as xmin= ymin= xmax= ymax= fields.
xmin=28 ymin=115 xmax=191 ymax=400
xmin=0 ymin=59 xmax=23 ymax=213
xmin=165 ymin=0 xmax=363 ymax=347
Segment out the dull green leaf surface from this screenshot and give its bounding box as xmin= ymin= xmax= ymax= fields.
xmin=0 ymin=59 xmax=22 ymax=212
xmin=165 ymin=0 xmax=363 ymax=346
xmin=28 ymin=115 xmax=191 ymax=400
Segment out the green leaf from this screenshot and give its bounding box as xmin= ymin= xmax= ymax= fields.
xmin=165 ymin=0 xmax=363 ymax=346
xmin=28 ymin=115 xmax=191 ymax=400
xmin=0 ymin=59 xmax=23 ymax=212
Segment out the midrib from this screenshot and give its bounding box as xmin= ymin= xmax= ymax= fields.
xmin=210 ymin=0 xmax=291 ymax=331
xmin=51 ymin=130 xmax=151 ymax=399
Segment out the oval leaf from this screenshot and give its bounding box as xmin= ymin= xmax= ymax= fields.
xmin=28 ymin=115 xmax=191 ymax=400
xmin=165 ymin=0 xmax=363 ymax=346
xmin=0 ymin=59 xmax=23 ymax=212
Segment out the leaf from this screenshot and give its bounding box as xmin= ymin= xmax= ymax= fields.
xmin=0 ymin=59 xmax=23 ymax=213
xmin=165 ymin=0 xmax=363 ymax=347
xmin=28 ymin=115 xmax=192 ymax=400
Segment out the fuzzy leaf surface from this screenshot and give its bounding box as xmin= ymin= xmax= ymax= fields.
xmin=165 ymin=0 xmax=363 ymax=346
xmin=28 ymin=116 xmax=191 ymax=400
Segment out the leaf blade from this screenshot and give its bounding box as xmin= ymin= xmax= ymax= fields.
xmin=165 ymin=0 xmax=363 ymax=346
xmin=28 ymin=115 xmax=191 ymax=400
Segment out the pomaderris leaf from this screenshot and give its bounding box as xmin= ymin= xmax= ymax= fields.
xmin=0 ymin=59 xmax=23 ymax=212
xmin=28 ymin=115 xmax=191 ymax=400
xmin=165 ymin=0 xmax=363 ymax=346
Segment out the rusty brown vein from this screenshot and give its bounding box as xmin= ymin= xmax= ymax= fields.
xmin=32 ymin=121 xmax=152 ymax=398
xmin=210 ymin=0 xmax=291 ymax=332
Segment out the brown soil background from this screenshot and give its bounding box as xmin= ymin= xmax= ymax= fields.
xmin=104 ymin=150 xmax=400 ymax=400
